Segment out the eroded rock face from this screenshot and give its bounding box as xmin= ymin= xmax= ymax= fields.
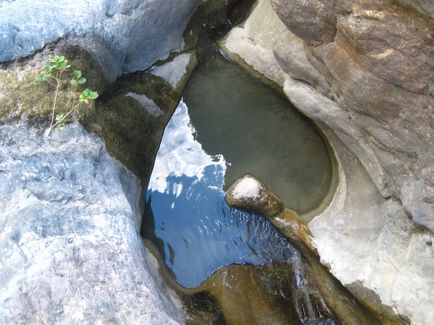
xmin=224 ymin=175 xmax=399 ymax=325
xmin=222 ymin=0 xmax=434 ymax=323
xmin=270 ymin=0 xmax=337 ymax=45
xmin=270 ymin=0 xmax=434 ymax=233
xmin=225 ymin=175 xmax=316 ymax=253
xmin=0 ymin=123 xmax=184 ymax=324
xmin=0 ymin=0 xmax=200 ymax=80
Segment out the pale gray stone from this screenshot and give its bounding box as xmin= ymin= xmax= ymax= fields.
xmin=0 ymin=0 xmax=200 ymax=79
xmin=0 ymin=123 xmax=184 ymax=324
xmin=125 ymin=92 xmax=164 ymax=117
xmin=150 ymin=52 xmax=198 ymax=90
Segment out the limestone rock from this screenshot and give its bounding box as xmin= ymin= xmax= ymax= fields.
xmin=0 ymin=0 xmax=200 ymax=80
xmin=220 ymin=0 xmax=290 ymax=85
xmin=309 ymin=130 xmax=433 ymax=325
xmin=222 ymin=0 xmax=434 ymax=323
xmin=225 ymin=175 xmax=284 ymax=217
xmin=0 ymin=123 xmax=184 ymax=324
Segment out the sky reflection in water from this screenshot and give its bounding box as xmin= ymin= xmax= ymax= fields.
xmin=145 ymin=101 xmax=297 ymax=288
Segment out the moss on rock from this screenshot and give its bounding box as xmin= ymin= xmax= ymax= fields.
xmin=0 ymin=41 xmax=107 ymax=125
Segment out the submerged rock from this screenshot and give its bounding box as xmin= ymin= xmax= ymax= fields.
xmin=225 ymin=174 xmax=410 ymax=324
xmin=0 ymin=123 xmax=184 ymax=324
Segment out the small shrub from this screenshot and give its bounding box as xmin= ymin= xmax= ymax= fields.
xmin=33 ymin=55 xmax=99 ymax=132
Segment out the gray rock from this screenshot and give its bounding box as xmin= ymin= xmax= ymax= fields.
xmin=149 ymin=52 xmax=198 ymax=90
xmin=394 ymin=0 xmax=434 ymax=18
xmin=0 ymin=123 xmax=184 ymax=324
xmin=0 ymin=0 xmax=200 ymax=79
xmin=225 ymin=174 xmax=284 ymax=218
xmin=309 ymin=129 xmax=434 ymax=325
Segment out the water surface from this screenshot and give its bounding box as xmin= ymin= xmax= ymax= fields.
xmin=183 ymin=53 xmax=332 ymax=213
xmin=144 ymin=101 xmax=298 ymax=288
xmin=143 ymin=53 xmax=333 ymax=288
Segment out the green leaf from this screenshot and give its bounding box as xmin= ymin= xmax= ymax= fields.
xmin=89 ymin=91 xmax=99 ymax=100
xmin=72 ymin=70 xmax=82 ymax=80
xmin=50 ymin=55 xmax=70 ymax=70
xmin=70 ymin=79 xmax=78 ymax=86
xmin=44 ymin=65 xmax=55 ymax=74
xmin=79 ymin=89 xmax=99 ymax=104
xmin=78 ymin=77 xmax=86 ymax=85
xmin=51 ymin=55 xmax=65 ymax=64
xmin=55 ymin=113 xmax=65 ymax=129
xmin=33 ymin=74 xmax=48 ymax=85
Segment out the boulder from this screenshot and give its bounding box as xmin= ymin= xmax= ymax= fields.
xmin=225 ymin=175 xmax=316 ymax=256
xmin=225 ymin=174 xmax=284 ymax=217
xmin=0 ymin=123 xmax=184 ymax=324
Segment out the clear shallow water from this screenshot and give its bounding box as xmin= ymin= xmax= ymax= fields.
xmin=144 ymin=102 xmax=298 ymax=288
xmin=183 ymin=53 xmax=332 ymax=213
xmin=144 ymin=53 xmax=333 ymax=288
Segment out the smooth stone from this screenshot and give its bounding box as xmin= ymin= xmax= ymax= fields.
xmin=225 ymin=174 xmax=284 ymax=218
xmin=150 ymin=52 xmax=198 ymax=90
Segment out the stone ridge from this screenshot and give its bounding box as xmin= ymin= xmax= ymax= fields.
xmin=0 ymin=0 xmax=200 ymax=80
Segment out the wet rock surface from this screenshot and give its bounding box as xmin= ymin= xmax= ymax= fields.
xmin=225 ymin=174 xmax=316 ymax=252
xmin=224 ymin=175 xmax=393 ymax=325
xmin=0 ymin=123 xmax=184 ymax=324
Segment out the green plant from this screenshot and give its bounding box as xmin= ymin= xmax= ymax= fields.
xmin=33 ymin=55 xmax=99 ymax=131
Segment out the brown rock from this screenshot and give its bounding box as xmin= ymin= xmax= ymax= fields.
xmin=271 ymin=0 xmax=434 ymax=232
xmin=225 ymin=175 xmax=317 ymax=254
xmin=270 ymin=0 xmax=337 ymax=45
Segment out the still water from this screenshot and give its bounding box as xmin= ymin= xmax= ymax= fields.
xmin=143 ymin=53 xmax=333 ymax=288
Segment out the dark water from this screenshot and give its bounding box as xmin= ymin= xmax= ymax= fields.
xmin=184 ymin=52 xmax=332 ymax=214
xmin=143 ymin=52 xmax=333 ymax=289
